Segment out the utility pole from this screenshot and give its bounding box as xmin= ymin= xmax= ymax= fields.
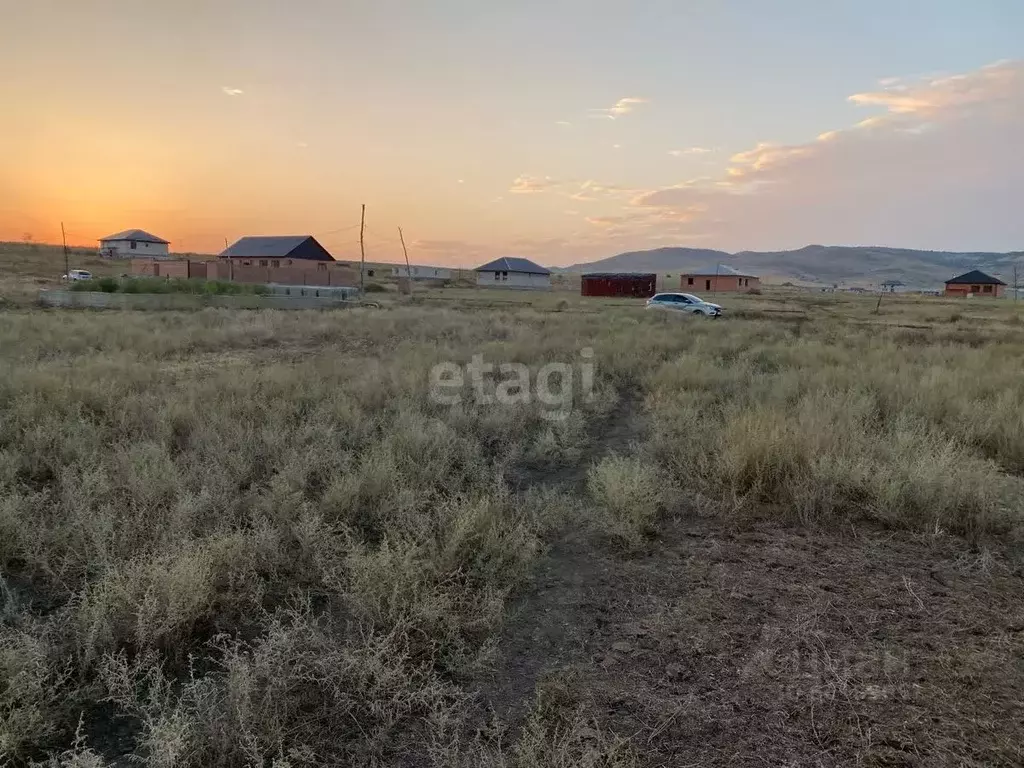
xmin=61 ymin=222 xmax=69 ymax=280
xmin=359 ymin=204 xmax=366 ymax=293
xmin=398 ymin=226 xmax=412 ymax=295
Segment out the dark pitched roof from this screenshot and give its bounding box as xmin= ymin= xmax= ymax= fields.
xmin=219 ymin=235 xmax=334 ymax=261
xmin=945 ymin=269 xmax=1006 ymax=286
xmin=100 ymin=229 xmax=169 ymax=244
xmin=475 ymin=257 xmax=550 ymax=275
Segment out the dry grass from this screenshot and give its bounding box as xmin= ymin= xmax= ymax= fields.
xmin=1 ymin=275 xmax=1023 ymax=765
xmin=587 ymin=456 xmax=664 ymax=548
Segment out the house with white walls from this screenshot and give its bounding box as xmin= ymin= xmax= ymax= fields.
xmin=475 ymin=257 xmax=551 ymax=290
xmin=99 ymin=229 xmax=170 ymax=259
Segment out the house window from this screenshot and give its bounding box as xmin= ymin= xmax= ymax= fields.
xmin=130 ymin=241 xmax=137 ymax=250
xmin=494 ymin=272 xmax=500 ymax=280
xmin=501 ymin=271 xmax=508 ymax=281
xmin=983 ymin=285 xmax=993 ymax=293
xmin=259 ymin=260 xmax=268 ymax=267
xmin=705 ymin=279 xmax=711 ymax=291
xmin=271 ymin=260 xmax=280 ymax=268
xmin=687 ymin=277 xmax=694 ymax=286
xmin=318 ymin=263 xmax=327 ymax=271
xmin=243 ymin=260 xmax=252 ymax=266
xmin=971 ymin=285 xmax=980 ymax=293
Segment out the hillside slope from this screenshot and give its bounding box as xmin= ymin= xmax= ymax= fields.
xmin=566 ymin=245 xmax=1024 ymax=286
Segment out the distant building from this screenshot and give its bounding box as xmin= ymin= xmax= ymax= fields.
xmin=391 ymin=264 xmax=452 ymax=280
xmin=680 ymin=264 xmax=760 ymax=292
xmin=944 ymin=270 xmax=1006 ymax=298
xmin=99 ymin=229 xmax=170 ymax=259
xmin=475 ymin=257 xmax=551 ymax=290
xmin=220 ymin=235 xmax=335 ymax=264
xmin=581 ymin=273 xmax=656 ymax=298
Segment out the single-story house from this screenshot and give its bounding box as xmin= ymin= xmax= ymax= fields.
xmin=475 ymin=257 xmax=551 ymax=290
xmin=944 ymin=270 xmax=1006 ymax=298
xmin=581 ymin=273 xmax=656 ymax=298
xmin=680 ymin=265 xmax=759 ymax=292
xmin=391 ymin=264 xmax=452 ymax=280
xmin=99 ymin=229 xmax=170 ymax=259
xmin=219 ymin=235 xmax=335 ymax=265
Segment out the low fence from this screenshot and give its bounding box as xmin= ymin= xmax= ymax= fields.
xmin=39 ymin=290 xmax=355 ymax=311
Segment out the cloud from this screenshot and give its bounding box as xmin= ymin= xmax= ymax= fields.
xmin=669 ymin=147 xmax=714 ymax=156
xmin=555 ymin=120 xmax=572 ymax=127
xmin=221 ymin=87 xmax=244 ymax=96
xmin=847 ymin=61 xmax=1020 ymax=117
xmin=630 ymin=59 xmax=1024 ymax=251
xmin=509 ymin=174 xmax=561 ymax=194
xmin=590 ymin=97 xmax=648 ymax=120
xmin=569 ymin=180 xmax=639 ymax=201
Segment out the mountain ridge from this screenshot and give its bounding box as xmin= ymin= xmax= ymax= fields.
xmin=563 ymin=245 xmax=1024 ymax=287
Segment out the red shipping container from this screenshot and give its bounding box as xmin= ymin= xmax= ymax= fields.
xmin=581 ymin=273 xmax=657 ymax=298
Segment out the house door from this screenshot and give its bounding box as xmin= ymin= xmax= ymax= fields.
xmin=705 ymin=279 xmax=711 ymax=291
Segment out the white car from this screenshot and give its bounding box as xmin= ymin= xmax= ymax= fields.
xmin=646 ymin=292 xmax=723 ymax=317
xmin=61 ymin=269 xmax=93 ymax=281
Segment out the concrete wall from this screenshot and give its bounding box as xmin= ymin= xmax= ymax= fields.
xmin=681 ymin=274 xmax=760 ymax=292
xmin=102 ymin=240 xmax=170 ymax=259
xmin=476 ymin=270 xmax=552 ymax=289
xmin=391 ymin=264 xmax=452 ymax=279
xmin=39 ymin=290 xmax=355 ymax=310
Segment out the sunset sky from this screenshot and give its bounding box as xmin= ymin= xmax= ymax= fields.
xmin=2 ymin=1 xmax=1023 ymax=266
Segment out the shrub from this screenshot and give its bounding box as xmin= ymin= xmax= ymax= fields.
xmin=363 ymin=282 xmax=389 ymax=293
xmin=587 ymin=455 xmax=664 ymax=548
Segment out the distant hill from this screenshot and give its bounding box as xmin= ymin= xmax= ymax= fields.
xmin=565 ymin=245 xmax=1024 ymax=287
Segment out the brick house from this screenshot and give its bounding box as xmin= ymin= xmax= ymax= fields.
xmin=943 ymin=270 xmax=1006 ymax=298
xmin=681 ymin=265 xmax=760 ymax=292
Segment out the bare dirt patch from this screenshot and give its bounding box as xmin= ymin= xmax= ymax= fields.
xmin=476 ymin=511 xmax=1024 ymax=766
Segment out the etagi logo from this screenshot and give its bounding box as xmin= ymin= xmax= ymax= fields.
xmin=429 ymin=348 xmax=595 ymax=421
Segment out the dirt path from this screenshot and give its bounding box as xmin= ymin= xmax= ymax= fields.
xmin=477 ymin=389 xmax=646 ymax=726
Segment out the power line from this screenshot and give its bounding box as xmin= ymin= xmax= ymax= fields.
xmin=316 ymin=223 xmax=362 ymax=236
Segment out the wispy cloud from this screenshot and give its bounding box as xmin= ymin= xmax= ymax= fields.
xmin=629 ymin=59 xmax=1024 ymax=251
xmin=669 ymin=147 xmax=714 ymax=156
xmin=555 ymin=120 xmax=572 ymax=127
xmin=509 ymin=174 xmax=561 ymax=193
xmin=589 ymin=96 xmax=648 ymax=120
xmin=569 ymin=180 xmax=640 ymax=202
xmin=221 ymin=86 xmax=244 ymax=96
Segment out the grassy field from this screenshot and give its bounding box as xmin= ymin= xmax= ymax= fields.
xmin=2 ymin=247 xmax=1024 ymax=766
